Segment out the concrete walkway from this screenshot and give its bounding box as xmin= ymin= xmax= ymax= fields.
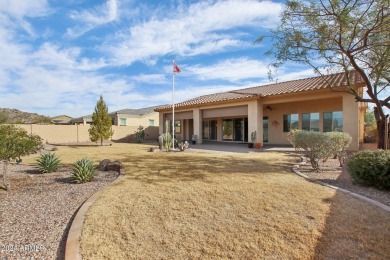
xmin=188 ymin=142 xmax=296 ymax=153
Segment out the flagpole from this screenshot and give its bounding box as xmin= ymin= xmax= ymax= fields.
xmin=172 ymin=59 xmax=175 ymax=150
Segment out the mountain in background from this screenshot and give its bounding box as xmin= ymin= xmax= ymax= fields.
xmin=0 ymin=108 xmax=52 ymax=124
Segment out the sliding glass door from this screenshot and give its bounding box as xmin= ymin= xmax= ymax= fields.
xmin=223 ymin=118 xmax=248 ymax=142
xmin=222 ymin=119 xmax=233 ymax=140
xmin=202 ymin=119 xmax=217 ymax=140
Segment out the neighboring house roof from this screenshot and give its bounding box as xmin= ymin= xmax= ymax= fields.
xmin=69 ymin=115 xmax=92 ymax=124
xmin=155 ymin=71 xmax=365 ymax=111
xmin=110 ymin=105 xmax=162 ymax=116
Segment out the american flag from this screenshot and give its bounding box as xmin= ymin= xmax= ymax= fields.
xmin=173 ymin=63 xmax=181 ymax=73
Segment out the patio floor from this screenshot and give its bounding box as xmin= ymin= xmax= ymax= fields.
xmin=188 ymin=141 xmax=296 ymax=153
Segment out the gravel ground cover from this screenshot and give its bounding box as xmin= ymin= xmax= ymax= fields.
xmin=0 ymin=162 xmax=118 ymax=260
xmin=297 ymin=156 xmax=390 ymax=207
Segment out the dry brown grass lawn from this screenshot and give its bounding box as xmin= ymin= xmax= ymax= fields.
xmin=26 ymin=144 xmax=390 ymax=259
xmin=23 ymin=143 xmax=139 ymax=165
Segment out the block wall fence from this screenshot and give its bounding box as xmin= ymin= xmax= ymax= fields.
xmin=14 ymin=124 xmax=159 ymax=144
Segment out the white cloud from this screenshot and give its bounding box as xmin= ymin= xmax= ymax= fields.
xmin=107 ymin=0 xmax=283 ymax=65
xmin=129 ymin=74 xmax=168 ymax=84
xmin=187 ymin=57 xmax=269 ymax=82
xmin=66 ymin=0 xmax=119 ymax=38
xmin=0 ymin=0 xmax=51 ymax=36
xmin=0 ymin=0 xmax=50 ymax=19
xmin=32 ymin=43 xmax=107 ymax=71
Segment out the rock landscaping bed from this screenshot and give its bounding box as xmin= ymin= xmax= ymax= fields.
xmin=0 ymin=162 xmax=119 ymax=260
xmin=297 ymin=155 xmax=390 ymax=207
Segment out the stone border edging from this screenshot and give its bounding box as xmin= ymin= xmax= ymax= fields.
xmin=291 ymin=157 xmax=390 ymax=213
xmin=65 ymin=172 xmax=125 ymax=260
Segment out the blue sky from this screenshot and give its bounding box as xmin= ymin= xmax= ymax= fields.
xmin=0 ymin=0 xmax=323 ymax=117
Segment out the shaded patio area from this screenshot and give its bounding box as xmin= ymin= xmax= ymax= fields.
xmin=188 ymin=141 xmax=296 ymax=153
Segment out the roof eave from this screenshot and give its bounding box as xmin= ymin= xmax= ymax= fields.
xmin=155 ymin=95 xmax=260 ymax=112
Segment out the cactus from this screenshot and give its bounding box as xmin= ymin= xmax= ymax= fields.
xmin=165 ymin=133 xmax=172 ymax=151
xmin=158 ymin=135 xmax=164 ymax=150
xmin=251 ymin=131 xmax=257 ymax=143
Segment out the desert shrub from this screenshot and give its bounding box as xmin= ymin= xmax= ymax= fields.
xmin=288 ymin=130 xmax=332 ymax=171
xmin=325 ymin=132 xmax=352 ymax=166
xmin=288 ymin=130 xmax=351 ymax=171
xmin=135 ymin=125 xmax=146 ymax=143
xmin=0 ymin=125 xmax=42 ymax=190
xmin=382 ymin=160 xmax=390 ymax=189
xmin=72 ymin=158 xmax=96 ymax=183
xmin=347 ymin=150 xmax=390 ymax=189
xmin=36 ymin=153 xmax=60 ymax=173
xmin=177 ymin=141 xmax=189 ymax=151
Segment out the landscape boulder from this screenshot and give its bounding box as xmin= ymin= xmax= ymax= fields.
xmin=98 ymin=159 xmax=111 ymax=171
xmin=107 ymin=160 xmax=122 ymax=173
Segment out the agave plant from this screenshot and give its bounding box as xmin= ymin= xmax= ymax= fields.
xmin=72 ymin=158 xmax=96 ymax=184
xmin=36 ymin=152 xmax=60 ymax=173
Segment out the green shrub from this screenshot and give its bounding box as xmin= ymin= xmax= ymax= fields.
xmin=288 ymin=130 xmax=332 ymax=171
xmin=382 ymin=160 xmax=390 ymax=189
xmin=135 ymin=125 xmax=146 ymax=143
xmin=347 ymin=150 xmax=390 ymax=189
xmin=0 ymin=125 xmax=42 ymax=190
xmin=36 ymin=153 xmax=61 ymax=173
xmin=325 ymin=132 xmax=352 ymax=166
xmin=72 ymin=158 xmax=96 ymax=184
xmin=288 ymin=130 xmax=351 ymax=171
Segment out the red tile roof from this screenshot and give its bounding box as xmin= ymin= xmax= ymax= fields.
xmin=155 ymin=71 xmax=365 ymax=111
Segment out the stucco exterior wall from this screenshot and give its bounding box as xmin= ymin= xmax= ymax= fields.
xmin=14 ymin=124 xmax=159 ymax=144
xmin=114 ymin=112 xmax=159 ymax=127
xmin=262 ymin=97 xmax=343 ymax=145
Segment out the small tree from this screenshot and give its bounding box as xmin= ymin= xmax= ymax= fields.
xmin=89 ymin=95 xmax=113 ymax=145
xmin=0 ymin=125 xmax=42 ymax=190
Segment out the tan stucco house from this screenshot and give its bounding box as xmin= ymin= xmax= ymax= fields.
xmin=109 ymin=106 xmax=160 ymax=127
xmin=155 ymin=71 xmax=367 ymax=151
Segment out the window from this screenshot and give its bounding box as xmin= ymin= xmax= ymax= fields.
xmin=149 ymin=119 xmax=155 ymax=126
xmin=302 ymin=113 xmax=320 ymax=131
xmin=174 ymin=120 xmax=181 ymax=134
xmin=165 ymin=120 xmax=181 ymax=134
xmin=283 ymin=114 xmax=299 ymax=132
xmin=323 ymin=111 xmax=343 ymax=132
xmin=120 ymin=118 xmax=126 ymax=126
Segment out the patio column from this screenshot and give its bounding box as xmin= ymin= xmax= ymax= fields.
xmin=343 ymin=94 xmax=359 ymax=151
xmin=217 ymin=118 xmax=223 ymax=141
xmin=159 ymin=112 xmax=164 ymax=135
xmin=248 ymin=100 xmax=263 ymax=144
xmin=193 ymin=108 xmax=202 ymax=144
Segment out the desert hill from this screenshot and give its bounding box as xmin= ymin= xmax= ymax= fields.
xmin=0 ymin=108 xmax=51 ymax=124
